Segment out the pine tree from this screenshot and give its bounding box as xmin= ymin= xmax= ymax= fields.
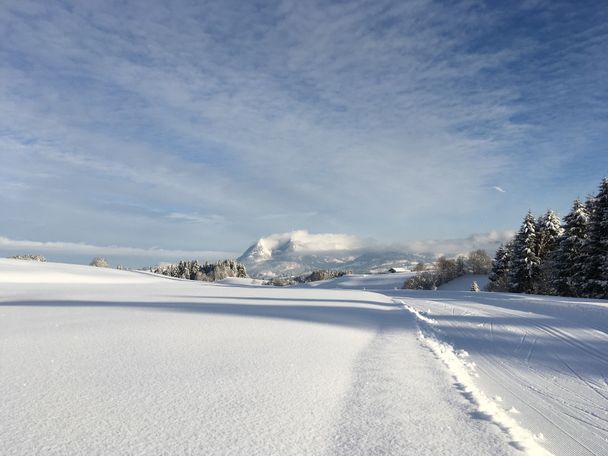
xmin=536 ymin=210 xmax=563 ymax=259
xmin=581 ymin=178 xmax=608 ymax=298
xmin=535 ymin=210 xmax=563 ymax=293
xmin=509 ymin=211 xmax=539 ymax=294
xmin=488 ymin=241 xmax=513 ymax=291
xmin=552 ymin=199 xmax=589 ymax=296
xmin=470 ymin=281 xmax=480 ymax=292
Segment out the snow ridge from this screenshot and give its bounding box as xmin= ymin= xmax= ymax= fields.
xmin=398 ymin=299 xmax=553 ymax=456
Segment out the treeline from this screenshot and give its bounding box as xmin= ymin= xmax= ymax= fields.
xmin=489 ymin=177 xmax=608 ymax=299
xmin=9 ymin=254 xmax=47 ymax=261
xmin=404 ymin=249 xmax=492 ymax=290
xmin=266 ymin=269 xmax=351 ymax=286
xmin=150 ymin=259 xmax=248 ymax=282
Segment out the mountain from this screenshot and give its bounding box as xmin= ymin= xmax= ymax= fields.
xmin=238 ymin=230 xmax=429 ymax=277
xmin=238 ymin=229 xmax=514 ymax=278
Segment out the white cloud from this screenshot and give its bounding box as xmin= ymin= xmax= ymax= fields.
xmin=0 ymin=236 xmax=234 ymax=259
xmin=401 ymin=231 xmax=516 ymax=257
xmin=255 ymin=230 xmax=366 ymax=253
xmin=257 ymin=212 xmax=318 ymax=221
xmin=1 ymin=230 xmax=515 ymax=267
xmin=0 ymin=0 xmax=605 ymax=254
xmin=249 ymin=229 xmax=515 ymax=258
xmin=165 ymin=212 xmax=225 ymax=224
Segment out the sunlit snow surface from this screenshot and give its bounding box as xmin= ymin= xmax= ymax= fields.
xmin=391 ymin=290 xmax=608 ymax=456
xmin=2 ymin=260 xmax=606 ymax=455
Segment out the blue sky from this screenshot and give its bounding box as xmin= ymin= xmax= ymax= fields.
xmin=1 ymin=0 xmax=607 ymax=264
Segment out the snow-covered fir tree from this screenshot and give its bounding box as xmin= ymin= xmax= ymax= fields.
xmin=488 ymin=241 xmax=513 ymax=291
xmin=536 ymin=210 xmax=563 ymax=259
xmin=470 ymin=281 xmax=480 ymax=292
xmin=552 ymin=199 xmax=589 ymax=296
xmin=484 ymin=176 xmax=607 ymax=299
xmin=535 ymin=210 xmax=563 ymax=294
xmin=509 ymin=211 xmax=539 ymax=294
xmin=152 ymin=259 xmax=248 ymax=282
xmin=580 ymin=179 xmax=608 ymax=298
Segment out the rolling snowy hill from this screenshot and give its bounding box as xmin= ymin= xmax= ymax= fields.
xmin=2 ymin=259 xmax=607 ymax=455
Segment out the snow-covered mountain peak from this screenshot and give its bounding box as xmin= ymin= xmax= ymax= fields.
xmin=241 ymin=239 xmax=272 ymax=262
xmin=237 ymin=230 xmax=422 ymax=277
xmin=237 ymin=229 xmax=512 ymax=277
xmin=240 ymin=230 xmax=364 ymax=263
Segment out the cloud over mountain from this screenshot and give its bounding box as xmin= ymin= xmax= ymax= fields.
xmin=239 ymin=230 xmax=365 ymax=261
xmin=401 ymin=230 xmax=515 ymax=257
xmin=238 ymin=229 xmax=515 ymax=277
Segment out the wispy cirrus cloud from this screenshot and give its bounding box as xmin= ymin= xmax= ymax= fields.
xmin=0 ymin=236 xmax=235 ymax=262
xmin=165 ymin=212 xmax=225 ymax=224
xmin=0 ymin=0 xmax=606 ymax=261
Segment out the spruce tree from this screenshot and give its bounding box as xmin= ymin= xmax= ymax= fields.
xmin=535 ymin=210 xmax=563 ymax=293
xmin=581 ymin=178 xmax=608 ymax=298
xmin=536 ymin=210 xmax=563 ymax=259
xmin=552 ymin=199 xmax=589 ymax=296
xmin=488 ymin=241 xmax=513 ymax=291
xmin=509 ymin=211 xmax=539 ymax=294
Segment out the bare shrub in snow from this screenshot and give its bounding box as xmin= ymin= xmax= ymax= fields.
xmin=305 ymin=270 xmax=350 ymax=282
xmin=90 ymin=257 xmax=109 ymax=268
xmin=467 ymin=249 xmax=492 ymax=274
xmin=405 ymin=255 xmax=471 ymax=290
xmin=404 ymin=272 xmax=438 ymax=290
xmin=413 ymin=262 xmax=426 ymax=272
xmin=265 ymin=276 xmax=298 ymax=286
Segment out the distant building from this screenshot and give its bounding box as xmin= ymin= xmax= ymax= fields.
xmin=388 ymin=267 xmax=407 ymax=273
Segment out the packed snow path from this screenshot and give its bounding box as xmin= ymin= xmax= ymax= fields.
xmin=389 ymin=289 xmax=608 ymax=456
xmin=1 ymin=260 xmax=515 ymax=455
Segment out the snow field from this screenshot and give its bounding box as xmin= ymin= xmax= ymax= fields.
xmin=391 ymin=290 xmax=608 ymax=456
xmin=437 ymin=274 xmax=490 ymax=291
xmin=402 ymin=302 xmax=551 ymax=455
xmin=305 ymin=272 xmax=415 ymax=291
xmin=1 ymin=260 xmax=517 ymax=455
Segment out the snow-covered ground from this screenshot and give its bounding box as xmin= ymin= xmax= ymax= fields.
xmin=305 ymin=271 xmax=415 ymax=291
xmin=438 ymin=274 xmax=490 ymax=291
xmin=2 ymin=261 xmax=607 ymax=455
xmin=389 ymin=289 xmax=608 ymax=456
xmin=315 ymin=272 xmax=608 ymax=455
